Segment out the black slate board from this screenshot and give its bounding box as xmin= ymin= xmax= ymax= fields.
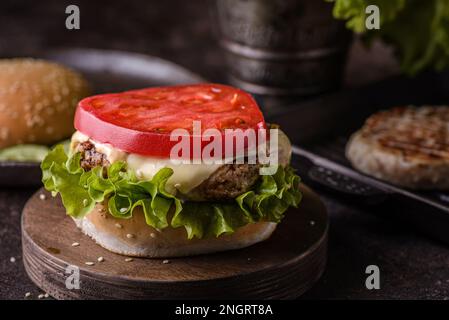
xmin=268 ymin=72 xmax=449 ymax=245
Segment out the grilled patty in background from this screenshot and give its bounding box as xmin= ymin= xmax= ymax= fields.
xmin=346 ymin=106 xmax=449 ymax=190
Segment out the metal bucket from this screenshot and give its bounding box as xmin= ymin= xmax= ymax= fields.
xmin=213 ymin=0 xmax=351 ymax=96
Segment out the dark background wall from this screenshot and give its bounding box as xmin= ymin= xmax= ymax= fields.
xmin=3 ymin=1 xmax=448 ymax=301
xmin=0 ymin=0 xmax=398 ymax=87
xmin=0 ymin=0 xmax=225 ymax=81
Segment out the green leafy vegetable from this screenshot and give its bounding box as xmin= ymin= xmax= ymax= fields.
xmin=41 ymin=145 xmax=302 ymax=239
xmin=0 ymin=144 xmax=50 ymax=162
xmin=0 ymin=139 xmax=71 ymax=162
xmin=52 ymin=139 xmax=71 ymax=154
xmin=327 ymin=0 xmax=449 ymax=75
xmin=328 ymin=0 xmax=405 ymax=33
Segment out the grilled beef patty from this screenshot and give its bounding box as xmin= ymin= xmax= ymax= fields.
xmin=346 ymin=105 xmax=449 ymax=189
xmin=76 ymin=141 xmax=110 ymax=171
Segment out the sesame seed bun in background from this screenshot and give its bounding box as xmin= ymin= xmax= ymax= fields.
xmin=0 ymin=59 xmax=90 ymax=148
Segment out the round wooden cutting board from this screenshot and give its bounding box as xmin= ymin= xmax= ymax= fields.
xmin=22 ymin=184 xmax=328 ymax=300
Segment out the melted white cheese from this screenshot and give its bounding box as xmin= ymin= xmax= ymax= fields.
xmin=127 ymin=154 xmax=222 ymax=194
xmin=70 ymin=131 xmax=221 ymax=194
xmin=71 ymin=131 xmax=127 ymax=163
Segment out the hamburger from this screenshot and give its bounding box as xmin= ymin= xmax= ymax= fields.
xmin=0 ymin=58 xmax=90 ymax=161
xmin=41 ymin=84 xmax=301 ymax=257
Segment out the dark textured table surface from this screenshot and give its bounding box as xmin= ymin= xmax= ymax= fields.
xmin=0 ymin=0 xmax=448 ymax=300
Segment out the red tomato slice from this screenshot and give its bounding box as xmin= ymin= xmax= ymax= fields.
xmin=74 ymin=84 xmax=266 ymax=158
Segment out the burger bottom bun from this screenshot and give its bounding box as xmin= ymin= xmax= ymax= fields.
xmin=72 ymin=204 xmax=277 ymax=258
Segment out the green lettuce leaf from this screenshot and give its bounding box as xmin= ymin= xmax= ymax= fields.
xmin=41 ymin=145 xmax=302 ymax=239
xmin=327 ymin=0 xmax=405 ymax=33
xmin=327 ymin=0 xmax=449 ymax=75
xmin=0 ymin=139 xmax=71 ymax=163
xmin=0 ymin=144 xmax=50 ymax=162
